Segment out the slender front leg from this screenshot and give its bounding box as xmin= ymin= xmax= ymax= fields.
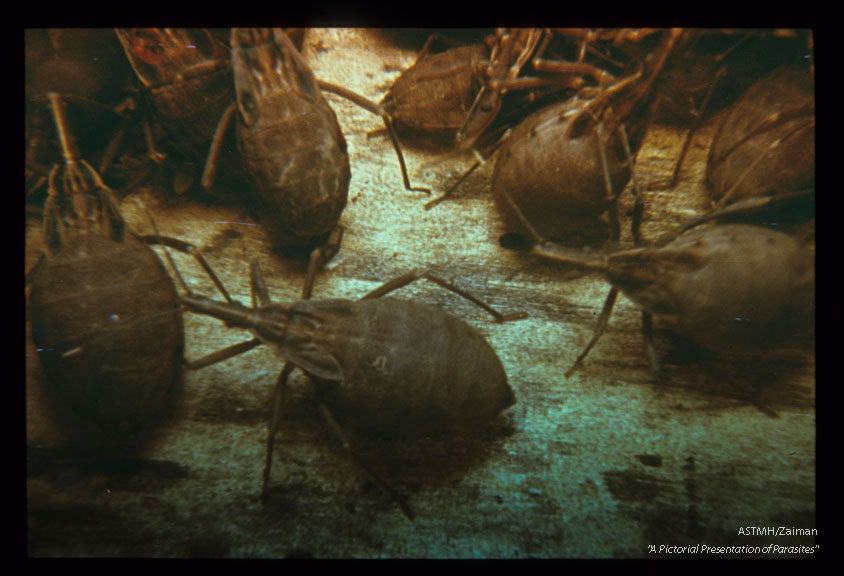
xmin=566 ymin=286 xmax=619 ymax=377
xmin=262 ymin=363 xmax=296 ymax=504
xmin=138 ymin=233 xmax=233 ymax=302
xmin=425 ymin=131 xmax=510 ymax=210
xmin=668 ymin=66 xmax=726 ymax=189
xmin=201 ymin=101 xmax=237 ymax=192
xmin=138 ymin=225 xmax=264 ymax=370
xmin=317 ymin=79 xmax=430 ymax=194
xmin=617 ymin=123 xmax=644 ymax=245
xmin=301 ymin=226 xmax=344 ymax=300
xmin=593 ymin=120 xmax=621 ymax=243
xmin=317 ymin=403 xmax=416 ymax=521
xmin=250 ymin=260 xmax=271 ymax=307
xmin=361 ymin=268 xmax=526 ymax=322
xmin=184 ymin=338 xmax=263 ymax=370
xmin=641 ymin=310 xmax=658 ymax=371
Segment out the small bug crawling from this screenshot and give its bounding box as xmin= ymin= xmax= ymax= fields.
xmin=158 ymin=238 xmax=523 ymax=519
xmin=26 ymin=93 xmax=184 ymax=446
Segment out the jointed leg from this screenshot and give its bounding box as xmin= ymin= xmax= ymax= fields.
xmin=566 ymin=286 xmax=619 ymax=377
xmin=669 ymin=66 xmax=726 ymax=188
xmin=201 ymin=102 xmax=237 ymax=193
xmin=262 ymin=363 xmax=295 ymax=504
xmin=593 ymin=121 xmax=621 ymax=242
xmin=317 ymin=403 xmax=416 ymax=521
xmin=641 ymin=310 xmax=658 ymax=371
xmin=138 ymin=233 xmax=233 ymax=303
xmin=361 ymin=268 xmax=526 ymax=322
xmin=138 ymin=226 xmax=264 ymax=370
xmin=425 ymin=132 xmax=509 ymax=210
xmin=317 ymin=80 xmax=430 ymax=194
xmin=302 ymin=227 xmax=344 ymax=300
xmin=617 ymin=123 xmax=645 ymax=245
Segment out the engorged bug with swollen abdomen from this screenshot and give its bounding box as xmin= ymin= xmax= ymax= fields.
xmin=26 ymin=93 xmax=184 ymax=446
xmin=380 ymin=37 xmax=491 ymax=139
xmin=114 ymin=27 xmax=242 ymax=195
xmin=153 ymin=236 xmax=524 ymax=520
xmin=528 ymin=222 xmax=815 ymax=376
xmin=490 ymin=29 xmax=682 ymax=246
xmin=706 ymin=64 xmax=814 ymax=210
xmin=427 ymin=29 xmax=682 ymax=244
xmin=200 ymin=28 xmax=428 ymax=261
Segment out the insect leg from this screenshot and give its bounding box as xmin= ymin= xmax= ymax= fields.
xmin=301 ymin=227 xmax=344 ymax=300
xmin=317 ymin=80 xmax=430 ymax=194
xmin=566 ymin=286 xmax=619 ymax=377
xmin=138 ymin=231 xmax=264 ymax=370
xmin=250 ymin=260 xmax=271 ymax=308
xmin=184 ymin=338 xmax=264 ymax=370
xmin=360 ymin=268 xmax=526 ymax=322
xmin=593 ymin=120 xmax=621 ymax=242
xmin=200 ymin=101 xmax=237 ymax=193
xmin=262 ymin=362 xmax=295 ymax=504
xmin=138 ymin=234 xmax=233 ymax=302
xmin=425 ymin=131 xmax=510 ymax=210
xmin=667 ymin=66 xmax=726 ymax=189
xmin=317 ymin=403 xmax=416 ymax=522
xmin=641 ymin=310 xmax=658 ymax=371
xmin=617 ymin=123 xmax=645 ymax=245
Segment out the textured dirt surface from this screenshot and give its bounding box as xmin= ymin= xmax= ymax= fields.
xmin=26 ymin=29 xmax=815 ymax=558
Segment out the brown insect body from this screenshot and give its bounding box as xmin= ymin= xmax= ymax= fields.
xmin=491 ymin=29 xmax=681 ymax=244
xmin=610 ymin=225 xmax=813 ymax=350
xmin=231 ymin=28 xmax=351 ymax=247
xmin=180 ymin=294 xmax=514 ymax=435
xmin=382 ymin=42 xmax=489 ymax=136
xmin=707 ymin=65 xmax=815 ymax=207
xmin=114 ymin=28 xmax=241 ymax=181
xmin=492 ymin=92 xmax=637 ymax=242
xmin=29 ymin=233 xmax=183 ymax=438
xmin=166 ymin=243 xmax=519 ymax=518
xmin=27 ymin=29 xmax=133 ymax=106
xmin=535 ymin=223 xmax=815 ymax=357
xmin=27 ymin=93 xmax=184 ymax=443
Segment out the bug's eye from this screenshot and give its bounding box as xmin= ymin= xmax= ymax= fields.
xmin=238 ymin=90 xmax=258 ymax=126
xmin=129 ymin=29 xmax=166 ymax=65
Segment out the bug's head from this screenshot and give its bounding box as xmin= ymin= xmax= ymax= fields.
xmin=231 ymin=28 xmax=321 ymax=127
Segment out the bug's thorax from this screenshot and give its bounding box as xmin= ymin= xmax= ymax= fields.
xmin=177 ymin=295 xmax=290 ymax=339
xmin=115 ymin=28 xmax=228 ymax=89
xmin=231 ymin=28 xmax=320 ymax=125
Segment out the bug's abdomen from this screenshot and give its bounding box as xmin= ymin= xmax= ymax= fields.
xmin=492 ymin=99 xmax=628 ymax=241
xmin=237 ymin=102 xmax=351 ymax=245
xmin=29 ymin=234 xmax=183 ymax=437
xmin=707 ymin=66 xmax=815 ymax=204
xmin=149 ymin=61 xmax=236 ymax=163
xmin=301 ymin=298 xmax=514 ymax=435
xmin=382 ymin=44 xmax=487 ymax=134
xmin=232 ymin=28 xmax=351 ymax=247
xmin=610 ymin=224 xmax=815 ymax=351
